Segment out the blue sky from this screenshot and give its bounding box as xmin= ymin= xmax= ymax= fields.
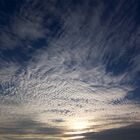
xmin=0 ymin=0 xmax=140 ymax=139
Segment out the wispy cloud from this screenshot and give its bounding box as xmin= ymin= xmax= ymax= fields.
xmin=0 ymin=0 xmax=140 ymax=139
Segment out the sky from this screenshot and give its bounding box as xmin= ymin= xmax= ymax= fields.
xmin=0 ymin=0 xmax=140 ymax=140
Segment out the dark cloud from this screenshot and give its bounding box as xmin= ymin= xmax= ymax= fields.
xmin=0 ymin=118 xmax=63 ymax=135
xmin=51 ymin=118 xmax=65 ymax=123
xmin=1 ymin=117 xmax=139 ymax=140
xmin=84 ymin=123 xmax=140 ymax=140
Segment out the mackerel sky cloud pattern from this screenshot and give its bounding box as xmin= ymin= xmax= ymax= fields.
xmin=0 ymin=0 xmax=140 ymax=140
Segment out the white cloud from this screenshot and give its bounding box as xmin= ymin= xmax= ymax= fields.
xmin=0 ymin=0 xmax=140 ymax=134
xmin=0 ymin=26 xmax=139 ymax=132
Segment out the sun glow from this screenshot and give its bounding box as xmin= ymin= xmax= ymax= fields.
xmin=63 ymin=118 xmax=91 ymax=139
xmin=70 ymin=120 xmax=89 ymax=130
xmin=66 ymin=118 xmax=91 ymax=131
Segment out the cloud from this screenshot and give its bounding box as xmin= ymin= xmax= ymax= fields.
xmin=0 ymin=117 xmax=64 ymax=140
xmin=0 ymin=118 xmax=139 ymax=140
xmin=84 ymin=123 xmax=140 ymax=140
xmin=0 ymin=0 xmax=60 ymax=50
xmin=0 ymin=59 xmax=19 ymax=83
xmin=0 ymin=0 xmax=140 ymax=139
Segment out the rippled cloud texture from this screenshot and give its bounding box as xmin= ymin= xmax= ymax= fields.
xmin=0 ymin=0 xmax=140 ymax=139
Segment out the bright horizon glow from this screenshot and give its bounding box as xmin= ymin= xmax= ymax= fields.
xmin=66 ymin=118 xmax=90 ymax=130
xmin=67 ymin=136 xmax=85 ymax=139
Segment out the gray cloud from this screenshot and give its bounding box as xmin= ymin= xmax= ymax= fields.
xmin=84 ymin=123 xmax=140 ymax=140
xmin=0 ymin=117 xmax=139 ymax=140
xmin=0 ymin=117 xmax=63 ymax=139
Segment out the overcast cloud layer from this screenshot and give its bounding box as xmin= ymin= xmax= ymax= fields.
xmin=0 ymin=0 xmax=140 ymax=139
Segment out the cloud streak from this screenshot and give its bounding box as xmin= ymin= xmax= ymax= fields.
xmin=0 ymin=0 xmax=140 ymax=139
